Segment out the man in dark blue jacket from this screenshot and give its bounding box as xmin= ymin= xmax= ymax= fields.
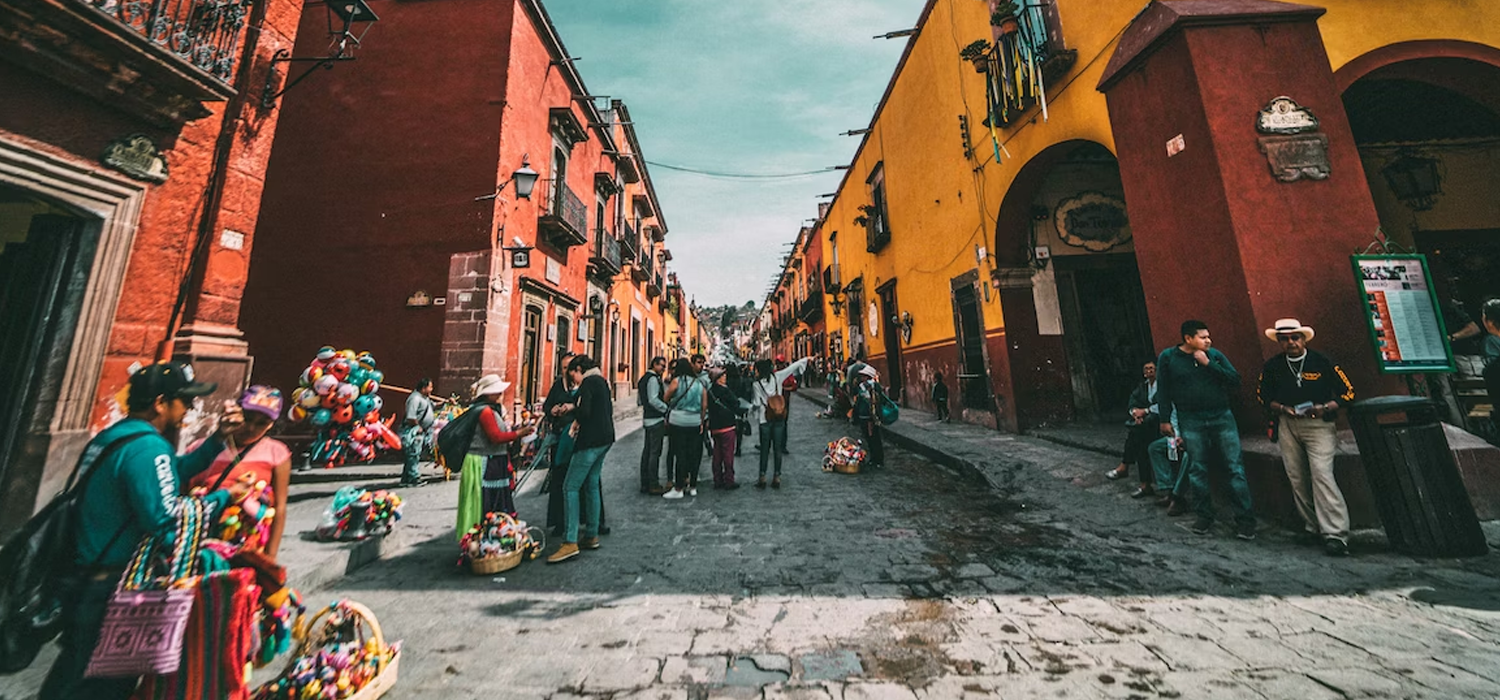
xmin=41 ymin=362 xmax=246 ymax=700
xmin=1156 ymin=320 xmax=1256 ymax=541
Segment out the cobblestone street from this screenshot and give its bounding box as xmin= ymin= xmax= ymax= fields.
xmin=318 ymin=397 xmax=1500 ymax=699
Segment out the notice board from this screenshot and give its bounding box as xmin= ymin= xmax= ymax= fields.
xmin=1352 ymin=254 xmax=1455 ymax=373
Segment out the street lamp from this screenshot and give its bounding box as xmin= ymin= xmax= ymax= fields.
xmin=476 ymin=155 xmax=540 ymax=202
xmin=261 ymin=0 xmax=380 ymax=108
xmin=1381 ymin=152 xmax=1443 ymax=212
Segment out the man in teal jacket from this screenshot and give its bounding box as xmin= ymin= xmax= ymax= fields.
xmin=41 ymin=361 xmax=247 ymax=700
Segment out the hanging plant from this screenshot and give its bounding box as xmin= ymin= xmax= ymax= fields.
xmin=991 ymin=3 xmax=1022 ymax=36
xmin=959 ymin=39 xmax=992 ymax=73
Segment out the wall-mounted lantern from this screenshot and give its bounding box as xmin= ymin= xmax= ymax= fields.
xmin=476 ymin=155 xmax=541 ymax=202
xmin=1381 ymin=152 xmax=1443 ymax=212
xmin=262 ymin=0 xmax=380 ymax=108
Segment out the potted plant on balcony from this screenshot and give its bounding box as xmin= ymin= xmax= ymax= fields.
xmin=959 ymin=39 xmax=992 ymax=73
xmin=991 ymin=1 xmax=1021 ymax=37
xmin=853 ymin=204 xmax=877 ymax=228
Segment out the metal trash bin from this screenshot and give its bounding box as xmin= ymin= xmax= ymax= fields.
xmin=1347 ymin=396 xmax=1488 ymax=557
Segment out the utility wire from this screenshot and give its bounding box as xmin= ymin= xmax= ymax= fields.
xmin=643 ymin=160 xmax=839 ymax=180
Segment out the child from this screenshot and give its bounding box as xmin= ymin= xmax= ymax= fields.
xmin=932 ymin=373 xmax=951 ymax=421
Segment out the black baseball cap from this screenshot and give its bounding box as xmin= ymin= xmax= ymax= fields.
xmin=127 ymin=361 xmax=217 ymax=409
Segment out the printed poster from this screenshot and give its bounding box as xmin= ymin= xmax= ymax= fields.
xmin=1352 ymin=255 xmax=1455 ymax=373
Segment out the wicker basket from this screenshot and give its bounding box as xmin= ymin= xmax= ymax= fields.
xmin=258 ymin=600 xmax=399 ymax=700
xmin=470 ymin=548 xmax=523 ymax=575
xmin=832 ymin=460 xmax=861 ymax=475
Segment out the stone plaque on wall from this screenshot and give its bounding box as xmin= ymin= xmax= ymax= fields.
xmin=101 ymin=134 xmax=169 ymax=183
xmin=1053 ymin=192 xmax=1132 ymax=252
xmin=1258 ymin=133 xmax=1331 ymax=182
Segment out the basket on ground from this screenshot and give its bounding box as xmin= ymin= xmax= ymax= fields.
xmin=470 ymin=548 xmax=524 ymax=574
xmin=823 ymin=437 xmax=866 ymax=475
xmin=252 ymin=599 xmax=399 ymax=700
xmin=459 ymin=512 xmax=543 ymax=575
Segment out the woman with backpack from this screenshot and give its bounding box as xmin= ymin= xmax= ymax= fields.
xmin=853 ymin=365 xmax=886 ymax=469
xmin=453 ymin=375 xmax=535 ymax=539
xmin=706 ymin=367 xmax=743 ymax=489
xmin=662 ymin=358 xmax=709 ymax=499
xmin=750 ymin=356 xmax=809 ymax=489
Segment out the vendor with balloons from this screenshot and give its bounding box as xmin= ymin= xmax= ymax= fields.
xmin=288 ymin=347 xmax=401 ymax=470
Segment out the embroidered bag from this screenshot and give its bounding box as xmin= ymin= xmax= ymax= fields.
xmin=85 ymin=498 xmax=208 ymax=678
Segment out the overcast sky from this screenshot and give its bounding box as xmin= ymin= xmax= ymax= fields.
xmin=546 ymin=0 xmax=923 ymax=308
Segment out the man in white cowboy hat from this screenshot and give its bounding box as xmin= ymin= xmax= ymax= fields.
xmin=1256 ymin=318 xmax=1357 ymax=556
xmin=853 ymin=364 xmax=886 ymax=469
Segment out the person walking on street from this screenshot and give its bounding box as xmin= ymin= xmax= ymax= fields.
xmin=751 ymin=356 xmax=809 ymax=488
xmin=662 ymin=358 xmax=709 ymax=499
xmin=853 ymin=364 xmax=887 ymax=470
xmin=776 ymin=355 xmax=798 ymax=453
xmin=706 ymin=367 xmax=742 ymax=489
xmin=186 ymin=385 xmax=295 ymax=560
xmin=931 ymin=372 xmax=951 ymax=422
xmin=637 ymin=356 xmax=670 ymax=494
xmin=41 ymin=362 xmax=249 ymax=700
xmin=547 ymin=355 xmax=616 ymax=563
xmin=1257 ymin=319 xmax=1356 ymax=556
xmin=455 ymin=375 xmax=534 ymax=538
xmin=398 ymin=377 xmax=436 ymax=487
xmin=728 ymin=363 xmax=751 ymax=457
xmin=1156 ymin=319 xmax=1257 ymax=540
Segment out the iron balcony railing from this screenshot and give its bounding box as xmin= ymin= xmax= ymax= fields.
xmin=589 ymin=230 xmax=622 ymax=278
xmin=983 ymin=4 xmax=1074 ymax=129
xmin=83 ymin=0 xmax=251 ymax=83
xmin=541 ymin=179 xmax=589 ymax=248
xmin=620 ymin=221 xmax=639 ymax=262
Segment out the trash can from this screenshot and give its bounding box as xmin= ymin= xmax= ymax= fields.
xmin=1347 ymin=396 xmax=1488 ymax=557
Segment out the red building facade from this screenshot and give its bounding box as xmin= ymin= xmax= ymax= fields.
xmin=244 ymin=0 xmax=647 ymax=410
xmin=0 ymin=0 xmax=307 ymax=532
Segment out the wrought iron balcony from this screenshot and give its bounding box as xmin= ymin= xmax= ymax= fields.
xmin=84 ymin=0 xmax=248 ymax=83
xmin=539 ymin=179 xmax=589 ymax=249
xmin=983 ymin=5 xmax=1077 ymax=129
xmin=799 ymin=289 xmax=824 ymax=323
xmin=620 ymin=221 xmax=639 ymax=263
xmin=588 ymin=231 xmax=622 ymax=281
xmin=645 ymin=264 xmax=662 ymax=298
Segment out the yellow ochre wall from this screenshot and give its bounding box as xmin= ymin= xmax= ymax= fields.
xmin=819 ymin=0 xmax=1500 ymax=422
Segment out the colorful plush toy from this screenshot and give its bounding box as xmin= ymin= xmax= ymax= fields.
xmin=295 ymin=348 xmax=399 ymax=469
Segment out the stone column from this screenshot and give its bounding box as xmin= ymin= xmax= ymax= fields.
xmin=439 ymin=250 xmax=513 ymax=399
xmin=1097 ymin=0 xmax=1405 ymax=430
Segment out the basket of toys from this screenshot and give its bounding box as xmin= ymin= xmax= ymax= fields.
xmin=459 ymin=512 xmax=544 ymax=575
xmin=252 ymin=599 xmax=399 ymax=700
xmin=315 ymin=487 xmax=404 ymax=542
xmin=823 ymin=437 xmax=866 ymax=475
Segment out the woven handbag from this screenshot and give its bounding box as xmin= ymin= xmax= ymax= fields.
xmin=84 ymin=498 xmax=208 ymax=678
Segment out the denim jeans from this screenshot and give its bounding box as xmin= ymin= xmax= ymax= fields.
xmin=1178 ymin=409 xmax=1254 ymax=525
xmin=400 ymin=424 xmax=428 ymax=482
xmin=563 ymin=443 xmax=610 ymax=543
xmin=758 ymin=420 xmax=787 ymax=477
xmin=41 ymin=574 xmax=137 ymax=700
xmin=639 ymin=421 xmax=667 ymax=490
xmin=1147 ymin=436 xmax=1192 ymax=496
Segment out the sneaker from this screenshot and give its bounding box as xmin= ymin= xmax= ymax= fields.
xmin=647 ymin=484 xmax=669 ymax=495
xmin=397 ymin=479 xmax=425 ymax=488
xmin=1323 ymin=538 xmax=1348 ymax=556
xmin=546 ymin=543 xmax=579 ymax=564
xmin=662 ymin=489 xmax=684 ymax=500
xmin=1130 ymin=485 xmax=1154 ymax=499
xmin=1105 ymin=466 xmax=1128 ymax=481
xmin=771 ymin=477 xmax=782 ymax=489
xmin=1295 ymin=531 xmax=1322 ymax=546
xmin=580 ymin=537 xmax=601 ymax=550
xmin=1190 ymin=517 xmax=1213 ymax=535
xmin=1154 ymin=496 xmax=1172 ymax=508
xmin=688 ymin=487 xmax=698 ymax=497
xmin=755 ymin=478 xmax=767 ymax=490
xmin=1235 ymin=522 xmax=1257 ymax=541
xmin=1166 ymin=499 xmax=1190 ymax=517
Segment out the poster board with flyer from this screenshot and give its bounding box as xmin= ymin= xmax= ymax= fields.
xmin=1351 ymin=254 xmax=1455 ymax=373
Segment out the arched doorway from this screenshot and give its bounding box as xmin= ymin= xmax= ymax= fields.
xmin=1342 ymin=50 xmax=1500 ymax=430
xmin=994 ymin=141 xmax=1152 ymax=425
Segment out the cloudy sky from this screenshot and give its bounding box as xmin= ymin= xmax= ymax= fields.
xmin=546 ymin=0 xmax=924 ymax=307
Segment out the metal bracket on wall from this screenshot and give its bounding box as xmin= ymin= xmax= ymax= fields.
xmin=261 ymin=49 xmax=357 ymax=108
xmin=1358 ymin=227 xmax=1412 ymax=256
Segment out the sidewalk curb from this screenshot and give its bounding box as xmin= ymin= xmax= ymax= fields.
xmin=1023 ymin=431 xmax=1119 ymax=459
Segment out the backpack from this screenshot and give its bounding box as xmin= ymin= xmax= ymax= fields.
xmin=0 ymin=432 xmax=146 ymax=674
xmin=762 ymin=377 xmax=788 ymax=422
xmin=436 ymin=402 xmax=487 ymax=469
xmin=876 ymin=384 xmax=900 ymax=426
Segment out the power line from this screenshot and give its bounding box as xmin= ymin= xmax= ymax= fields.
xmin=643 ymin=160 xmax=839 ymax=180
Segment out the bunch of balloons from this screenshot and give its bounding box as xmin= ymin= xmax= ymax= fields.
xmin=288 ymin=347 xmax=401 ymax=468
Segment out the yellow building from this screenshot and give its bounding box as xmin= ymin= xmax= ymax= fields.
xmin=814 ymin=0 xmax=1500 ymax=432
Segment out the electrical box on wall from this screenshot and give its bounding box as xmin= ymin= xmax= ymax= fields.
xmin=1034 ymin=245 xmax=1051 ymax=261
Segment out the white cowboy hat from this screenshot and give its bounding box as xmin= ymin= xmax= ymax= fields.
xmin=858 ymin=365 xmax=879 ymax=379
xmin=1264 ymin=318 xmax=1315 ymax=342
xmin=471 ymin=374 xmax=510 ymax=397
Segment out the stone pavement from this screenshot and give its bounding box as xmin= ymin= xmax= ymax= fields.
xmin=314 ymin=396 xmax=1498 ymax=699
xmin=5 ymin=396 xmax=1498 ymax=699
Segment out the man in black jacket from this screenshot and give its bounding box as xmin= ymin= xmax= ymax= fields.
xmin=1106 ymin=360 xmax=1159 ymax=499
xmin=1256 ymin=319 xmax=1356 ymax=556
xmin=637 ymin=356 xmax=670 ymax=494
xmin=547 ymin=355 xmax=616 ymax=564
